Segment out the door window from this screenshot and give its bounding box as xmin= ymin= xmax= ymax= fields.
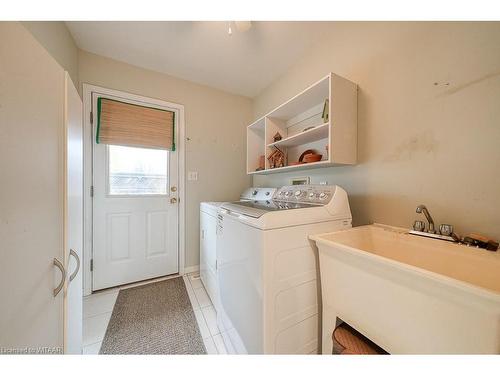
xmin=107 ymin=145 xmax=168 ymax=195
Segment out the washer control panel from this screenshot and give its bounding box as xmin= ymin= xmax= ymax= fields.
xmin=240 ymin=187 xmax=277 ymax=201
xmin=273 ymin=185 xmax=336 ymax=205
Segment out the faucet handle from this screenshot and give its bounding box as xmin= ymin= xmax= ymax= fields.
xmin=413 ymin=220 xmax=425 ymax=232
xmin=439 ymin=224 xmax=454 ymax=236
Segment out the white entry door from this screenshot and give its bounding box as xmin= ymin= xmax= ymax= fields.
xmin=92 ymin=93 xmax=179 ymax=291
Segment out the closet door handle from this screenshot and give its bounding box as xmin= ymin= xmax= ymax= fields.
xmin=69 ymin=249 xmax=80 ymax=283
xmin=53 ymin=258 xmax=66 ymax=297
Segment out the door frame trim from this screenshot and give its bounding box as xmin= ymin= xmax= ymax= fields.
xmin=82 ymin=83 xmax=186 ymax=296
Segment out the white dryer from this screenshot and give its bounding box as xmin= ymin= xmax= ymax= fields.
xmin=216 ymin=184 xmax=352 ymax=354
xmin=199 ymin=187 xmax=276 ymax=311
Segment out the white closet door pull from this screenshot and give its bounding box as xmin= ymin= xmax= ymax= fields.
xmin=53 ymin=258 xmax=66 ymax=297
xmin=69 ymin=249 xmax=80 ymax=283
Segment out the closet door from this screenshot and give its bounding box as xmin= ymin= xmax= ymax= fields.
xmin=0 ymin=22 xmax=65 ymax=352
xmin=64 ymin=72 xmax=83 ymax=354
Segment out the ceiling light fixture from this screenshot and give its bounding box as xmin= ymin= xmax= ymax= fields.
xmin=235 ymin=21 xmax=252 ymax=32
xmin=227 ymin=21 xmax=252 ymax=36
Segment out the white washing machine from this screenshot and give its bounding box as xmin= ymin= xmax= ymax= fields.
xmin=216 ymin=184 xmax=352 ymax=354
xmin=199 ymin=187 xmax=276 ymax=312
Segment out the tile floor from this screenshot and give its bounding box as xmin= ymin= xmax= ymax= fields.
xmin=182 ymin=273 xmax=230 ymax=354
xmin=82 ymin=272 xmax=228 ymax=354
xmin=82 ymin=287 xmax=117 ymax=354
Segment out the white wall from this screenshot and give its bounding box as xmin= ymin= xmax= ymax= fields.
xmin=78 ymin=50 xmax=253 ymax=268
xmin=22 ymin=22 xmax=79 ymax=88
xmin=253 ymin=22 xmax=500 ymax=239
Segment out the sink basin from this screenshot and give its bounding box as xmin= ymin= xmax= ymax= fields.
xmin=310 ymin=224 xmax=500 ymax=354
xmin=312 ymin=224 xmax=500 ymax=294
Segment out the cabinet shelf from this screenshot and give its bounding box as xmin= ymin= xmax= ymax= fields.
xmin=251 ymin=160 xmax=334 ymax=175
xmin=268 ymin=122 xmax=329 ymax=148
xmin=246 ymin=73 xmax=358 ymax=175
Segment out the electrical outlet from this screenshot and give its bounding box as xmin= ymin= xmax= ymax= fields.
xmin=188 ymin=171 xmax=198 ymax=181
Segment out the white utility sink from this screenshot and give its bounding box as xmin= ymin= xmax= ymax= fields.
xmin=310 ymin=224 xmax=500 ymax=354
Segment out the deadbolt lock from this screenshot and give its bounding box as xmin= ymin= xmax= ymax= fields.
xmin=171 ymin=186 xmax=177 ymax=192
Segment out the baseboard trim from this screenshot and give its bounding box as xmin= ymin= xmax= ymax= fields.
xmin=183 ymin=265 xmax=200 ymax=275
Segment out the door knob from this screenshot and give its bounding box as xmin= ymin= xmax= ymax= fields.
xmin=170 ymin=197 xmax=177 ymax=204
xmin=171 ymin=186 xmax=177 ymax=192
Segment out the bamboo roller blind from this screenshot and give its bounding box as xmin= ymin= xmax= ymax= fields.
xmin=96 ymin=98 xmax=175 ymax=150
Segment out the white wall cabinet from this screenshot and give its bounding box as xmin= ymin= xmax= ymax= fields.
xmin=0 ymin=23 xmax=83 ymax=354
xmin=247 ymin=73 xmax=357 ymax=175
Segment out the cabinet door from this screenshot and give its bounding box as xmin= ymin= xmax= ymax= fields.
xmin=0 ymin=23 xmax=65 ymax=352
xmin=64 ymin=73 xmax=83 ymax=354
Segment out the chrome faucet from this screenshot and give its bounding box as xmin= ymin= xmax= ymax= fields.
xmin=410 ymin=204 xmax=458 ymax=243
xmin=416 ymin=204 xmax=435 ymax=234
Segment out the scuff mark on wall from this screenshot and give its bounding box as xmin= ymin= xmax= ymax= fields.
xmin=437 ymin=70 xmax=500 ymax=97
xmin=384 ymin=131 xmax=439 ymax=162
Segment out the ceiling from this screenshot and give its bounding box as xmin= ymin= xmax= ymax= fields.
xmin=66 ymin=21 xmax=331 ymax=97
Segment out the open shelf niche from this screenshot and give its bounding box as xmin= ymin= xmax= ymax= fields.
xmin=246 ymin=72 xmax=358 ymax=175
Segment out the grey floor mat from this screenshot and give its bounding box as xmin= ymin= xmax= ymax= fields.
xmin=99 ymin=277 xmax=206 ymax=354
